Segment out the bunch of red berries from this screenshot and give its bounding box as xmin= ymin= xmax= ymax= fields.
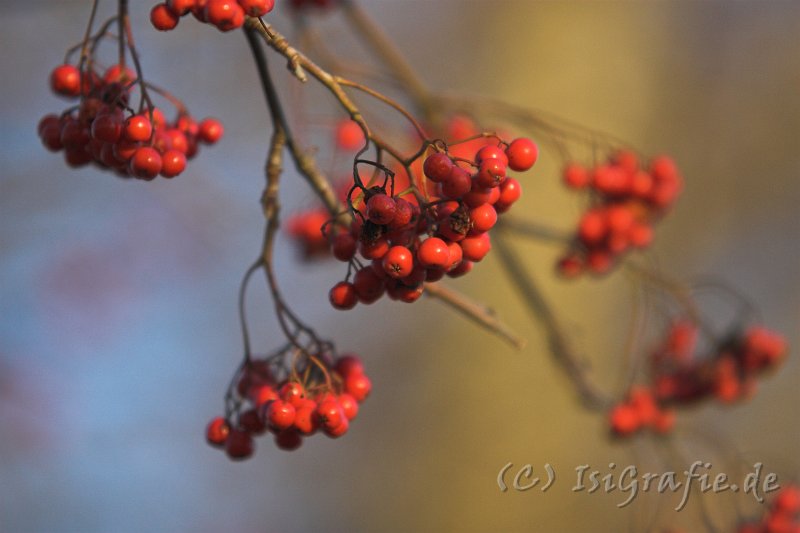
xmin=653 ymin=323 xmax=786 ymax=405
xmin=150 ymin=0 xmax=275 ymax=32
xmin=608 ymin=385 xmax=676 ymax=437
xmin=609 ymin=321 xmax=787 ymax=438
xmin=736 ymin=485 xmax=800 ymax=533
xmin=39 ymin=63 xmax=223 ymax=180
xmin=557 ymin=151 xmax=682 ymax=277
xmin=206 ymin=353 xmax=371 ymax=459
xmin=327 ymin=137 xmax=536 ymax=309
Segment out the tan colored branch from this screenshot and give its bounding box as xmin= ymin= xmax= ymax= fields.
xmin=424 ymin=282 xmax=526 ymax=350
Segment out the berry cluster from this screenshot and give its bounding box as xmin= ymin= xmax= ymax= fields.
xmin=206 ymin=353 xmax=371 ymax=459
xmin=653 ymin=323 xmax=786 ymax=405
xmin=150 ymin=0 xmax=275 ymax=32
xmin=327 ymin=137 xmax=536 ymax=309
xmin=608 ymin=385 xmax=676 ymax=437
xmin=39 ymin=63 xmax=223 ymax=180
xmin=557 ymin=151 xmax=682 ymax=277
xmin=737 ymin=485 xmax=800 ymax=533
xmin=609 ymin=320 xmax=787 ymax=438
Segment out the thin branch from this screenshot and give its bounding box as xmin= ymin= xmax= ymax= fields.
xmin=244 ymin=22 xmax=344 ymax=218
xmin=424 ymin=282 xmax=526 ymax=350
xmin=339 ymin=0 xmax=436 ymax=123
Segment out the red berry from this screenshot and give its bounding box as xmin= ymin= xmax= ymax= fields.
xmin=249 ymin=384 xmax=279 ymax=406
xmin=91 ymin=112 xmax=123 ymax=144
xmin=205 ymin=0 xmax=245 ymax=31
xmin=505 ymin=137 xmax=538 ymax=172
xmin=388 ymin=197 xmax=413 ymax=229
xmin=224 ymin=429 xmax=254 ymax=460
xmin=353 ymin=267 xmax=385 ymax=304
xmin=332 ymin=232 xmax=357 ymax=262
xmin=293 ymin=402 xmax=319 ymax=435
xmin=469 ymin=203 xmax=497 ymax=233
xmin=609 ymin=404 xmax=640 ymax=436
xmin=129 ymin=147 xmax=163 ymax=180
xmin=475 ymin=159 xmax=506 ymax=188
xmin=359 ymin=236 xmax=390 ymax=260
xmin=338 ymin=393 xmax=359 ymax=420
xmin=475 ymin=145 xmax=508 ymax=166
xmin=266 ymin=399 xmax=296 ymax=430
xmin=50 ymin=64 xmax=81 ymax=97
xmin=445 ymin=241 xmax=463 ymax=272
xmin=329 ymin=281 xmax=358 ymax=310
xmin=417 ymin=237 xmax=450 ymax=268
xmin=423 ymin=152 xmax=453 ymax=183
xmin=345 ymin=373 xmax=371 ymax=402
xmin=316 ymin=400 xmax=345 ymax=430
xmin=151 ymin=3 xmax=180 ymax=30
xmin=563 ymin=163 xmax=589 ymax=189
xmin=160 ymin=149 xmax=187 ymax=178
xmin=205 ymin=417 xmax=230 ymax=447
xmin=440 ymin=166 xmax=472 ymax=198
xmin=279 ymin=382 xmax=307 ymax=407
xmin=382 ymin=245 xmax=414 ymax=279
xmin=40 ymin=121 xmax=64 ymax=152
xmin=238 ymin=0 xmax=275 ymax=16
xmin=198 ymin=118 xmax=224 ymax=144
xmin=324 ymin=417 xmax=350 ymax=438
xmin=335 ymin=119 xmax=365 ymax=150
xmin=124 ymin=114 xmax=153 ymax=142
xmin=335 ymin=355 xmax=364 ymax=378
xmin=578 ymin=210 xmax=607 ymax=245
xmin=496 ymin=177 xmax=522 ymax=208
xmin=459 ymin=233 xmax=491 ymax=262
xmin=366 ymin=194 xmax=396 ymax=225
xmin=274 ymin=429 xmax=303 ymax=450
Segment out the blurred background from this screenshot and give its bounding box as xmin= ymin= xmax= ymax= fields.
xmin=1 ymin=1 xmax=799 ymax=532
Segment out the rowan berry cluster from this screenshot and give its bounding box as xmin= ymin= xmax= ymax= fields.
xmin=39 ymin=63 xmax=223 ymax=179
xmin=150 ymin=0 xmax=275 ymax=32
xmin=206 ymin=353 xmax=370 ymax=459
xmin=326 ymin=137 xmax=536 ymax=309
xmin=653 ymin=323 xmax=786 ymax=405
xmin=608 ymin=385 xmax=676 ymax=437
xmin=557 ymin=151 xmax=682 ymax=277
xmin=736 ymin=485 xmax=800 ymax=533
xmin=609 ymin=320 xmax=787 ymax=438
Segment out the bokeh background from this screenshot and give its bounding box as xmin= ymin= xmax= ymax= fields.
xmin=2 ymin=1 xmax=799 ymax=532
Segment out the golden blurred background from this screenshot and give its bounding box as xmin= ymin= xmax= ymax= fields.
xmin=1 ymin=1 xmax=798 ymax=532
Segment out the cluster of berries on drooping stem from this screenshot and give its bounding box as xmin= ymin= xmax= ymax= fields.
xmin=324 ymin=135 xmax=536 ymax=309
xmin=736 ymin=485 xmax=800 ymax=533
xmin=609 ymin=319 xmax=787 ymax=437
xmin=557 ymin=151 xmax=683 ymax=277
xmin=150 ymin=0 xmax=275 ymax=32
xmin=206 ymin=351 xmax=370 ymax=459
xmin=40 ymin=57 xmax=223 ymax=179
